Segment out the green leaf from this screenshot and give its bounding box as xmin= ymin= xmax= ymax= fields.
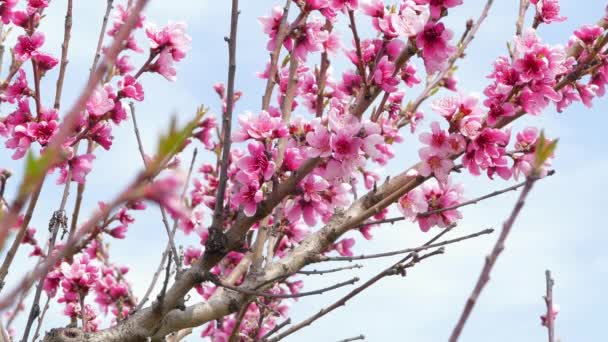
xmin=534 ymin=130 xmax=558 ymax=171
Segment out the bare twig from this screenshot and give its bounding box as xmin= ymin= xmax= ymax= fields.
xmin=261 ymin=0 xmax=291 ymax=111
xmin=419 ymin=171 xmax=553 ymax=217
xmin=130 ymin=103 xmax=181 ymax=269
xmin=54 ymin=0 xmax=73 ymax=110
xmin=91 ymin=0 xmax=115 ymax=75
xmin=316 ymin=226 xmax=493 ymax=262
xmin=258 ymin=318 xmax=291 ymax=340
xmin=208 ymin=275 xmax=359 ymax=299
xmin=31 ymin=295 xmax=50 ymax=341
xmin=297 ymin=264 xmax=363 ymax=276
xmin=135 ymin=149 xmax=198 ymax=311
xmin=544 ymin=270 xmax=555 ymax=342
xmin=210 ymin=0 xmax=240 ymax=246
xmin=265 ymin=248 xmax=445 ymax=342
xmin=448 ymin=177 xmax=538 ymax=342
xmin=336 ymin=335 xmax=365 ymax=342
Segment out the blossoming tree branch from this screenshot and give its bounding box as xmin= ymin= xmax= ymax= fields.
xmin=0 ymin=0 xmax=595 ymax=340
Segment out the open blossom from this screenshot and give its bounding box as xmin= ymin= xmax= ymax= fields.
xmin=118 ymin=75 xmax=144 ymax=101
xmin=416 ymin=22 xmax=455 ymax=73
xmin=0 ymin=0 xmax=17 ymax=24
xmin=233 ymin=173 xmax=263 ymax=217
xmin=237 ymin=141 xmax=275 ymax=181
xmin=87 ymin=87 xmax=115 ymax=117
xmin=389 ymin=2 xmax=429 ymax=37
xmin=463 ymin=128 xmax=510 ymax=176
xmin=144 ymin=175 xmax=190 ymax=220
xmin=146 ymin=21 xmax=192 ymax=61
xmin=233 ymin=110 xmax=288 ymax=142
xmin=33 ymin=52 xmax=58 ymax=71
xmin=291 ymin=17 xmax=328 ymax=61
xmin=332 ymin=238 xmax=355 ymax=256
xmin=15 ymin=32 xmax=45 ymax=61
xmin=531 ymin=0 xmax=566 ymax=24
xmin=416 ymin=178 xmax=464 ymax=232
xmin=372 ymin=56 xmax=400 ymax=92
xmin=418 ymin=148 xmax=454 ymax=183
xmin=285 ymin=174 xmax=330 ymax=226
xmin=398 ymin=188 xmax=428 ymax=218
xmin=151 ymin=50 xmax=177 ymax=81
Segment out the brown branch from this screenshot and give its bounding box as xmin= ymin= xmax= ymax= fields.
xmin=54 ymin=0 xmax=73 ymax=110
xmin=336 ymin=335 xmax=365 ymax=342
xmin=31 ymin=295 xmax=50 ymax=341
xmin=544 ymin=270 xmax=555 ymax=342
xmin=448 ymin=177 xmax=538 ymax=342
xmin=210 ymin=0 xmax=240 ymax=241
xmin=515 ymin=0 xmax=530 ymax=36
xmin=227 ymin=300 xmax=252 ymax=342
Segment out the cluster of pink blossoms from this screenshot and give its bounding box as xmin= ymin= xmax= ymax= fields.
xmin=0 ymin=0 xmax=193 ymax=331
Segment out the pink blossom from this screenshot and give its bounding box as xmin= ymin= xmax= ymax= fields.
xmin=389 ymin=2 xmax=429 ymax=37
xmin=332 ymin=238 xmax=355 ymax=256
xmin=531 ymin=0 xmax=566 ymax=24
xmin=3 ymin=69 xmax=29 ymax=103
xmin=418 ymin=148 xmax=454 ymax=182
xmin=116 ymin=55 xmax=135 ymax=75
xmin=118 ymin=75 xmax=144 ymax=101
xmin=151 ymin=50 xmax=177 ymax=81
xmin=372 ymin=56 xmax=400 ymax=92
xmin=463 ymin=128 xmax=510 ymax=176
xmin=27 ymin=0 xmax=49 ymax=14
xmin=33 ymin=52 xmax=58 ymax=71
xmin=15 ymin=32 xmax=45 ymax=61
xmin=68 ymin=154 xmax=95 ymax=185
xmin=233 ymin=110 xmax=288 ymax=142
xmin=27 ymin=118 xmax=58 ymax=146
xmin=285 ymin=175 xmax=330 ymax=226
xmin=398 ymin=188 xmax=428 ymax=218
xmin=237 ymin=141 xmax=275 ymax=180
xmin=233 ymin=173 xmax=263 ymax=217
xmin=87 ymin=87 xmax=115 ymax=117
xmin=414 ymin=0 xmax=463 ymax=19
xmin=90 ymin=122 xmax=113 ymax=150
xmin=416 ymin=178 xmax=463 ymax=232
xmin=291 ymin=18 xmax=328 ymax=61
xmin=416 ymin=22 xmax=455 ymax=73
xmin=361 ymin=0 xmax=384 ymax=18
xmin=540 ymin=304 xmax=559 ymax=326
xmin=5 ymin=125 xmax=32 ymax=160
xmin=331 ymin=130 xmax=362 ymax=162
xmin=144 ymin=175 xmax=190 ymax=220
xmin=146 ymin=21 xmax=191 ymax=61
xmin=0 ymin=0 xmax=17 ymax=24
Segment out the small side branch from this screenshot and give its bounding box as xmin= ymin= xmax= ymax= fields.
xmin=448 ymin=177 xmax=538 ymax=342
xmin=544 ymin=270 xmax=555 ymax=342
xmin=336 ymin=335 xmax=365 ymax=342
xmin=208 ymin=275 xmax=359 ymax=299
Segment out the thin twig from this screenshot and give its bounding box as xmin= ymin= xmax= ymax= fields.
xmin=135 ymin=149 xmax=198 ymax=311
xmin=227 ymin=300 xmax=252 ymax=342
xmin=54 ymin=0 xmax=73 ymax=110
xmin=129 ymin=103 xmax=181 ymax=268
xmin=315 ymin=226 xmax=492 ymax=262
xmin=261 ymin=0 xmax=292 ymax=111
xmin=91 ymin=0 xmax=115 ymax=75
xmin=419 ymin=171 xmax=553 ymax=217
xmin=336 ymin=335 xmax=365 ymax=342
xmin=30 ymin=295 xmax=50 ymax=342
xmin=297 ymin=264 xmax=363 ymax=275
xmin=448 ymin=177 xmax=538 ymax=342
xmin=210 ymin=0 xmax=240 ymax=244
xmin=258 ymin=318 xmax=291 ymax=340
xmin=544 ymin=270 xmax=555 ymax=342
xmin=208 ymin=275 xmax=359 ymax=299
xmin=265 ymin=247 xmax=446 ymax=342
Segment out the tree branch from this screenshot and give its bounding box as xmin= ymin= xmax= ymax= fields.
xmin=448 ymin=177 xmax=538 ymax=342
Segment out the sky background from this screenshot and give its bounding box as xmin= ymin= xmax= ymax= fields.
xmin=1 ymin=0 xmax=607 ymax=341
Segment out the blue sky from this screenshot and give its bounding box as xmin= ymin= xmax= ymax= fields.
xmin=1 ymin=0 xmax=607 ymax=341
